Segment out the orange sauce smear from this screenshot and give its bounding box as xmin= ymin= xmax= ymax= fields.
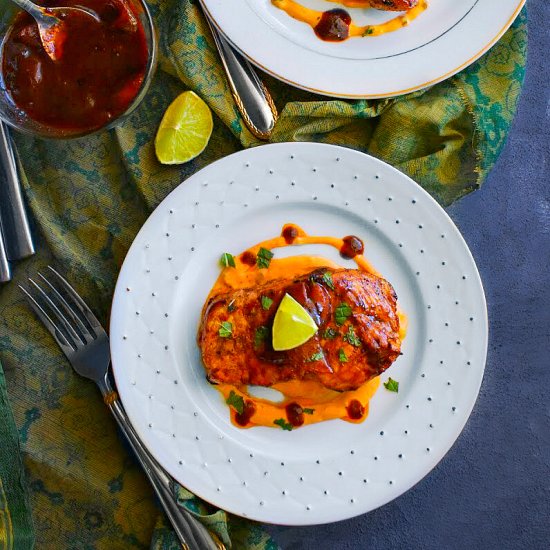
xmin=271 ymin=0 xmax=428 ymax=39
xmin=208 ymin=224 xmax=406 ymax=430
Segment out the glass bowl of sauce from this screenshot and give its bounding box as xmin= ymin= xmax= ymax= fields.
xmin=0 ymin=0 xmax=156 ymax=138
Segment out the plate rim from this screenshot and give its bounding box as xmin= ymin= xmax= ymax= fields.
xmin=110 ymin=142 xmax=489 ymax=524
xmin=200 ymin=0 xmax=525 ymax=99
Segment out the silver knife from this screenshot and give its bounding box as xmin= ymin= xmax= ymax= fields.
xmin=0 ymin=122 xmax=35 ymax=261
xmin=0 ymin=222 xmax=11 ymax=282
xmin=199 ymin=3 xmax=278 ymax=140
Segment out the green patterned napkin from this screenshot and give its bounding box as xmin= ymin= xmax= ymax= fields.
xmin=0 ymin=2 xmax=526 ymax=548
xmin=0 ymin=364 xmax=34 ymax=550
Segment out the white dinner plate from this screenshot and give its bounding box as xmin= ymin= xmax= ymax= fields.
xmin=200 ymin=0 xmax=525 ymax=98
xmin=110 ymin=143 xmax=487 ymax=525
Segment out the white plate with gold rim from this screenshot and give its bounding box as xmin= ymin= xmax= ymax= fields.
xmin=200 ymin=0 xmax=525 ymax=98
xmin=110 ymin=142 xmax=487 ymax=525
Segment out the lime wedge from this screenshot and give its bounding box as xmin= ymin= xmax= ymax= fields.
xmin=272 ymin=294 xmax=318 ymax=351
xmin=155 ymin=91 xmax=213 ymax=165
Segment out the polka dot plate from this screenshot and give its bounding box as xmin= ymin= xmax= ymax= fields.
xmin=110 ymin=143 xmax=488 ymax=525
xmin=202 ymin=0 xmax=525 ymax=98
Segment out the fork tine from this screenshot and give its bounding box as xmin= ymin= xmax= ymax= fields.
xmin=28 ymin=278 xmax=84 ymax=347
xmin=19 ymin=284 xmax=76 ymax=355
xmin=38 ymin=272 xmax=94 ymax=344
xmin=47 ymin=266 xmax=103 ymax=334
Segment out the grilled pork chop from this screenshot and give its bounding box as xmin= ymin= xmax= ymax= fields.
xmin=356 ymin=0 xmax=418 ymax=10
xmin=199 ymin=268 xmax=401 ymax=392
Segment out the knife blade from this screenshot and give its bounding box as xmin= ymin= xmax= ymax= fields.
xmin=0 ymin=121 xmax=35 ymax=260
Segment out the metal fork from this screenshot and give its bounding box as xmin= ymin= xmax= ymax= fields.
xmin=20 ymin=266 xmax=223 ymax=550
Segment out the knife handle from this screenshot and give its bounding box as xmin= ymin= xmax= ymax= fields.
xmin=0 ymin=226 xmax=11 ymax=283
xmin=0 ymin=122 xmax=35 ymax=260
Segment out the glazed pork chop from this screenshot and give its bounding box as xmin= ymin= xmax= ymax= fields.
xmin=199 ymin=268 xmax=401 ymax=392
xmin=352 ymin=0 xmax=418 ymax=10
xmin=341 ymin=0 xmax=418 ymax=10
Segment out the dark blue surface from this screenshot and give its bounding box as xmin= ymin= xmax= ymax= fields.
xmin=268 ymin=2 xmax=550 ymax=548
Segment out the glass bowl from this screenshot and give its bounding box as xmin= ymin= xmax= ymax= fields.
xmin=0 ymin=0 xmax=157 ymax=139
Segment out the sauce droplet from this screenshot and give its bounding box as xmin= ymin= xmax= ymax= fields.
xmin=282 ymin=225 xmax=299 ymax=244
xmin=314 ymin=9 xmax=351 ymax=42
xmin=286 ymin=402 xmax=305 ymax=427
xmin=341 ymin=235 xmax=364 ymax=259
xmin=346 ymin=399 xmax=365 ymax=420
xmin=235 ymin=400 xmax=256 ymax=426
xmin=240 ymin=251 xmax=256 ymax=266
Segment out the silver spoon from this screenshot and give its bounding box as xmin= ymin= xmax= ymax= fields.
xmin=9 ymin=0 xmax=100 ymax=61
xmin=198 ymin=1 xmax=278 ymax=140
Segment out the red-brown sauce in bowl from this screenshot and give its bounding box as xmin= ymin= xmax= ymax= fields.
xmin=1 ymin=0 xmax=148 ymax=133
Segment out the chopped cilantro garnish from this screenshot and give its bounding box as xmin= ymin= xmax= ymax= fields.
xmin=307 ymin=351 xmax=325 ymax=362
xmin=338 ymin=348 xmax=348 ymax=362
xmin=256 ymin=247 xmax=274 ymax=269
xmin=218 ymin=321 xmax=233 ymax=338
xmin=322 ymin=327 xmax=339 ymax=339
xmin=343 ymin=325 xmax=361 ymax=347
xmin=335 ymin=303 xmax=352 ymax=326
xmin=322 ymin=271 xmax=335 ymax=290
xmin=384 ymin=378 xmax=399 ymax=393
xmin=274 ymin=418 xmax=293 ymax=431
xmin=254 ymin=325 xmax=269 ymax=348
xmin=303 ymin=408 xmax=315 ymax=415
xmin=363 ymin=27 xmax=374 ymax=36
xmin=226 ymin=390 xmax=244 ymax=414
xmin=260 ymin=295 xmax=273 ymax=310
xmin=227 ymin=300 xmax=236 ymax=312
xmin=220 ymin=252 xmax=236 ymax=268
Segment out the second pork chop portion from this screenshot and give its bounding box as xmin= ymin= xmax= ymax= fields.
xmin=343 ymin=0 xmax=419 ymax=10
xmin=199 ymin=268 xmax=401 ymax=391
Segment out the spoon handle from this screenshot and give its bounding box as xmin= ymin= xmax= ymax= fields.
xmin=200 ymin=4 xmax=277 ymax=140
xmin=9 ymin=0 xmax=46 ymax=20
xmin=0 ymin=123 xmax=35 ymax=260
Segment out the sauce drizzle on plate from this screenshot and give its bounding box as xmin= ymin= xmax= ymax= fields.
xmin=271 ymin=0 xmax=428 ymax=42
xmin=315 ymin=9 xmax=351 ymax=42
xmin=208 ymin=224 xmax=407 ymax=430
